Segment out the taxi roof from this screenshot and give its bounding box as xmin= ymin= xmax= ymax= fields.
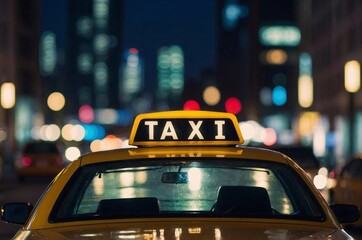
xmin=78 ymin=145 xmax=291 ymax=166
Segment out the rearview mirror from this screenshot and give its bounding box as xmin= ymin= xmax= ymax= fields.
xmin=330 ymin=203 xmax=360 ymax=224
xmin=1 ymin=202 xmax=33 ymax=225
xmin=161 ymin=172 xmax=188 ymax=184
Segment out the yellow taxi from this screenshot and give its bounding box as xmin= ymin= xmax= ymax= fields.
xmin=15 ymin=141 xmax=65 ymax=181
xmin=1 ymin=111 xmax=359 ymax=239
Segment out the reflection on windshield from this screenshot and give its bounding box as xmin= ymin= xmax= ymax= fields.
xmin=50 ymin=158 xmax=324 ymax=222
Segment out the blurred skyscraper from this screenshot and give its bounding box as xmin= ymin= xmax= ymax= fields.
xmin=66 ymin=0 xmax=122 ymax=114
xmin=157 ymin=45 xmax=185 ymax=110
xmin=217 ymin=0 xmax=299 ymax=124
xmin=119 ymin=48 xmax=144 ymax=105
xmin=0 ymin=0 xmax=41 ymax=169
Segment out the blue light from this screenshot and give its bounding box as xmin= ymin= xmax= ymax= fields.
xmin=82 ymin=124 xmax=106 ymax=141
xmin=272 ymin=86 xmax=287 ymax=106
xmin=223 ymin=3 xmax=249 ymax=30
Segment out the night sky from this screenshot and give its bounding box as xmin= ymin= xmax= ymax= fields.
xmin=41 ymin=0 xmax=217 ymax=86
xmin=123 ymin=0 xmax=217 ymax=83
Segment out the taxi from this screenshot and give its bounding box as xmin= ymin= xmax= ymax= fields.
xmin=1 ymin=111 xmax=360 ymax=239
xmin=15 ymin=140 xmax=65 ymax=181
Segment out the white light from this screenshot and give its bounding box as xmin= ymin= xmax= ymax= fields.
xmin=259 ymin=26 xmax=301 ymax=46
xmin=65 ymin=147 xmax=81 ymax=161
xmin=45 ymin=124 xmax=61 ymax=141
xmin=1 ymin=83 xmax=15 ymax=109
xmin=298 ymin=75 xmax=313 ymax=108
xmin=344 ymin=60 xmax=361 ymax=93
xmin=61 ymin=124 xmax=74 ymax=141
xmin=119 ymin=172 xmax=134 ymax=187
xmin=313 ymin=174 xmax=327 ymax=190
xmin=96 ymin=108 xmax=118 ymax=124
xmin=313 ymin=126 xmax=326 ymax=157
xmin=188 ymin=168 xmax=202 ymax=191
xmin=318 ymin=167 xmax=328 ymax=176
xmin=71 ymin=124 xmax=85 ymax=141
xmin=239 ymin=122 xmax=254 ymax=142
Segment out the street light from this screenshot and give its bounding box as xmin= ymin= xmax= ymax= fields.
xmin=1 ymin=82 xmax=16 ymax=109
xmin=344 ymin=60 xmax=361 ymax=155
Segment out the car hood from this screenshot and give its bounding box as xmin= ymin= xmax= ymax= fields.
xmin=14 ymin=220 xmax=351 ymax=240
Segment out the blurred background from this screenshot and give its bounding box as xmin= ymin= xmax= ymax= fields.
xmin=0 ymin=0 xmax=361 ymax=179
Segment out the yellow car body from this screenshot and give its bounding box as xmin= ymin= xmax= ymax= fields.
xmin=1 ymin=111 xmax=359 ymax=239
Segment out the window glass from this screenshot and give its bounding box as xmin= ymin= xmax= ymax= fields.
xmin=50 ymin=158 xmax=324 ymax=222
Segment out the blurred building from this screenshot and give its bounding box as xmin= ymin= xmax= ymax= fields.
xmin=0 ymin=0 xmax=41 ymax=166
xmin=217 ymin=0 xmax=299 ymax=135
xmin=157 ymin=45 xmax=185 ymax=110
xmin=65 ymin=0 xmax=122 ymax=114
xmin=119 ymin=48 xmax=144 ymax=106
xmin=216 ymin=0 xmax=259 ymax=119
xmin=299 ymin=0 xmax=362 ymax=165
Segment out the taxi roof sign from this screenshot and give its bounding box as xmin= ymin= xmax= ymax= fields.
xmin=129 ymin=110 xmax=244 ymax=147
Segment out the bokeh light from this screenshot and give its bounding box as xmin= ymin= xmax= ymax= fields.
xmin=272 ymin=86 xmax=287 ymax=106
xmin=262 ymin=128 xmax=277 ymax=146
xmin=203 ymin=86 xmax=221 ymax=106
xmin=79 ymin=104 xmax=95 ymax=123
xmin=65 ymin=146 xmax=81 ymax=161
xmin=1 ymin=82 xmax=16 ymax=109
xmin=225 ymin=97 xmax=241 ymax=114
xmin=265 ymin=49 xmax=287 ymax=65
xmin=183 ymin=100 xmax=200 ymax=110
xmin=47 ymin=92 xmax=65 ymax=111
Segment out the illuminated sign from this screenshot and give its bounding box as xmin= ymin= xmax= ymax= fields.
xmin=259 ymin=26 xmax=301 ymax=47
xmin=129 ymin=111 xmax=244 ymax=146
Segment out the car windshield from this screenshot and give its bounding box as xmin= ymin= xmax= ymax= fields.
xmin=50 ymin=158 xmax=325 ymax=222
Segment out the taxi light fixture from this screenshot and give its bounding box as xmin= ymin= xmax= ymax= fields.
xmin=129 ymin=110 xmax=244 ymax=147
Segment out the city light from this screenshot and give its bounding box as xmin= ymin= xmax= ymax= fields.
xmin=183 ymin=100 xmax=200 ymax=110
xmin=79 ymin=104 xmax=95 ymax=123
xmin=71 ymin=124 xmax=85 ymax=141
xmin=298 ymin=75 xmax=313 ymax=108
xmin=259 ymin=25 xmax=301 ymax=46
xmin=259 ymin=87 xmax=272 ymax=106
xmin=39 ymin=124 xmax=61 ymax=141
xmin=344 ymin=60 xmax=361 ymax=93
xmin=65 ymin=146 xmax=81 ymax=161
xmin=1 ymin=82 xmax=16 ymax=109
xmin=40 ymin=31 xmax=57 ymax=76
xmin=157 ymin=46 xmax=184 ymax=100
xmin=203 ymin=86 xmax=220 ymax=106
xmin=265 ymin=49 xmax=287 ymax=65
xmin=298 ymin=112 xmax=320 ymax=138
xmin=225 ymin=97 xmax=241 ymax=114
xmin=298 ymin=53 xmax=314 ymax=108
xmin=90 ymin=134 xmax=123 ymax=152
xmin=47 ymin=92 xmax=65 ymax=111
xmin=120 ymin=48 xmax=143 ymax=103
xmin=272 ymin=86 xmax=287 ymax=106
